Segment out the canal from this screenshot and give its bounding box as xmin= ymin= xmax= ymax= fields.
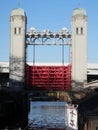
xmin=0 ymin=101 xmax=67 ymax=129
xmin=28 ymin=101 xmax=67 ymax=130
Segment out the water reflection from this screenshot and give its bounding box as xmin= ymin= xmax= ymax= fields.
xmin=28 ymin=101 xmax=67 ymax=129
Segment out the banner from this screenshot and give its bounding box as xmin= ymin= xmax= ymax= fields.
xmin=66 ymin=104 xmax=78 ymax=130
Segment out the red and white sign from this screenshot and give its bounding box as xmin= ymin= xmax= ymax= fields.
xmin=66 ymin=104 xmax=78 ymax=130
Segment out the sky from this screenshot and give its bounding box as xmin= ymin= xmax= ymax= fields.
xmin=0 ymin=0 xmax=98 ymax=64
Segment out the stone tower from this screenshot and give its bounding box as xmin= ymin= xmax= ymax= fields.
xmin=9 ymin=8 xmax=27 ymax=89
xmin=71 ymin=8 xmax=87 ymax=86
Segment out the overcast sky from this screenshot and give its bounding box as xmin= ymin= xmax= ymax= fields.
xmin=0 ymin=0 xmax=98 ymax=63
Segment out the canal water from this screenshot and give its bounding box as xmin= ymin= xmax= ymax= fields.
xmin=28 ymin=101 xmax=67 ymax=129
xmin=0 ymin=101 xmax=67 ymax=129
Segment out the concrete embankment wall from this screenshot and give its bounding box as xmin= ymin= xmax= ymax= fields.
xmin=0 ymin=89 xmax=29 ymax=129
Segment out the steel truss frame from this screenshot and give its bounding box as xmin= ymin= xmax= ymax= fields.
xmin=26 ymin=28 xmax=71 ymax=45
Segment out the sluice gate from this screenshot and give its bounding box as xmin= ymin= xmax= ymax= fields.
xmin=26 ymin=64 xmax=71 ymax=90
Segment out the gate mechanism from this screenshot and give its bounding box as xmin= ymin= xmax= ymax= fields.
xmin=26 ymin=27 xmax=72 ymax=90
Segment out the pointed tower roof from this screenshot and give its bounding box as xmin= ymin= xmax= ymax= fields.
xmin=11 ymin=8 xmax=25 ymax=16
xmin=73 ymin=8 xmax=87 ymax=16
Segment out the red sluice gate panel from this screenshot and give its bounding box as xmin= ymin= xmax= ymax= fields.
xmin=26 ymin=65 xmax=71 ymax=90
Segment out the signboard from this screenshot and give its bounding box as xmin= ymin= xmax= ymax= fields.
xmin=66 ymin=103 xmax=78 ymax=130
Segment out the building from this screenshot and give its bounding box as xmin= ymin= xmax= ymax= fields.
xmin=72 ymin=8 xmax=87 ymax=85
xmin=10 ymin=8 xmax=27 ymax=89
xmin=9 ymin=7 xmax=88 ymax=89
